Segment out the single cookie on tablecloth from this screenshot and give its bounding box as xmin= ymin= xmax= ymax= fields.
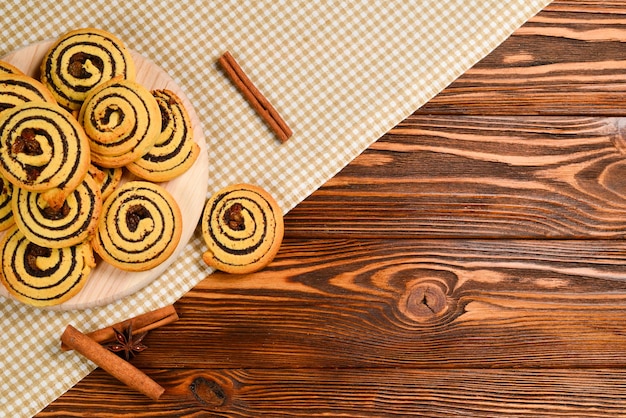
xmin=201 ymin=183 xmax=284 ymax=274
xmin=88 ymin=164 xmax=123 ymax=200
xmin=78 ymin=77 xmax=161 ymax=168
xmin=92 ymin=181 xmax=182 ymax=272
xmin=0 ymin=226 xmax=95 ymax=307
xmin=0 ymin=60 xmax=24 ymax=76
xmin=12 ymin=171 xmax=102 ymax=249
xmin=0 ymin=102 xmax=91 ymax=209
xmin=126 ymin=89 xmax=199 ymax=182
xmin=40 ymin=27 xmax=135 ymax=111
xmin=0 ymin=74 xmax=56 ymax=116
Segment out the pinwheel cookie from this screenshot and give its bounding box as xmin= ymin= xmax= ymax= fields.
xmin=0 ymin=102 xmax=91 ymax=209
xmin=0 ymin=226 xmax=95 ymax=307
xmin=92 ymin=181 xmax=182 ymax=272
xmin=126 ymin=89 xmax=199 ymax=182
xmin=201 ymin=183 xmax=284 ymax=274
xmin=40 ymin=27 xmax=135 ymax=111
xmin=88 ymin=164 xmax=123 ymax=200
xmin=12 ymin=171 xmax=102 ymax=249
xmin=79 ymin=77 xmax=161 ymax=168
xmin=0 ymin=173 xmax=14 ymax=231
xmin=0 ymin=74 xmax=56 ymax=116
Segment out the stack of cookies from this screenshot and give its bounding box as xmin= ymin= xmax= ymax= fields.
xmin=0 ymin=28 xmax=199 ymax=307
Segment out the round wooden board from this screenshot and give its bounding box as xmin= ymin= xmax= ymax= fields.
xmin=0 ymin=40 xmax=209 ymax=310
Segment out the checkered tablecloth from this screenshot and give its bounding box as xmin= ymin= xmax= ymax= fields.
xmin=0 ymin=1 xmax=550 ymax=416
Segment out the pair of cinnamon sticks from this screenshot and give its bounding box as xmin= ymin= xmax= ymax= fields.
xmin=61 ymin=304 xmax=178 ymax=401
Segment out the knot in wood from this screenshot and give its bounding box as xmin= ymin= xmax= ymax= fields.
xmin=190 ymin=376 xmax=227 ymax=407
xmin=599 ymin=160 xmax=626 ymax=199
xmin=402 ymin=282 xmax=448 ymax=322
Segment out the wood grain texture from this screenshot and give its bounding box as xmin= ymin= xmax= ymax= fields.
xmin=140 ymin=239 xmax=626 ymax=370
xmin=38 ymin=2 xmax=626 ymax=416
xmin=285 ymin=115 xmax=626 ymax=239
xmin=420 ymin=1 xmax=626 ymax=116
xmin=37 ymin=368 xmax=626 ymax=417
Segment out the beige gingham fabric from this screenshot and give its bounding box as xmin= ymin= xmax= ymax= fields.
xmin=0 ymin=1 xmax=550 ymax=416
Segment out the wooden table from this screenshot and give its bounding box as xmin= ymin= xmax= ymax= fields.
xmin=38 ymin=2 xmax=626 ymax=416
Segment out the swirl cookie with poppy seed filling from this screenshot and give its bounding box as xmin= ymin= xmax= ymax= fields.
xmin=0 ymin=226 xmax=95 ymax=307
xmin=126 ymin=89 xmax=199 ymax=182
xmin=201 ymin=184 xmax=284 ymax=274
xmin=0 ymin=102 xmax=91 ymax=209
xmin=0 ymin=74 xmax=56 ymax=117
xmin=40 ymin=28 xmax=135 ymax=111
xmin=12 ymin=172 xmax=102 ymax=249
xmin=92 ymin=181 xmax=182 ymax=272
xmin=88 ymin=164 xmax=122 ymax=200
xmin=79 ymin=77 xmax=161 ymax=168
xmin=0 ymin=173 xmax=14 ymax=231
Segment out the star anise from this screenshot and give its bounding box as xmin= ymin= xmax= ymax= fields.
xmin=104 ymin=323 xmax=148 ymax=361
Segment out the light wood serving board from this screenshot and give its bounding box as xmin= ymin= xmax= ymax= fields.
xmin=0 ymin=40 xmax=209 ymax=310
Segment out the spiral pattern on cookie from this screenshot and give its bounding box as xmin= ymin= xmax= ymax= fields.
xmin=0 ymin=74 xmax=57 ymax=116
xmin=92 ymin=181 xmax=182 ymax=272
xmin=40 ymin=28 xmax=135 ymax=111
xmin=201 ymin=184 xmax=284 ymax=274
xmin=127 ymin=89 xmax=199 ymax=182
xmin=12 ymin=172 xmax=102 ymax=248
xmin=89 ymin=164 xmax=122 ymax=200
xmin=79 ymin=78 xmax=161 ymax=168
xmin=0 ymin=173 xmax=14 ymax=231
xmin=0 ymin=226 xmax=95 ymax=307
xmin=0 ymin=102 xmax=90 ymax=197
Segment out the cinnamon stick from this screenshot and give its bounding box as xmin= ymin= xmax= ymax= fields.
xmin=61 ymin=304 xmax=179 ymax=351
xmin=61 ymin=325 xmax=165 ymax=401
xmin=218 ymin=51 xmax=293 ymax=143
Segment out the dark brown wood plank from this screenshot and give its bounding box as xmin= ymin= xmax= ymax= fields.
xmin=419 ymin=1 xmax=626 ymax=116
xmin=112 ymin=238 xmax=626 ymax=370
xmin=38 ymin=368 xmax=626 ymax=417
xmin=286 ymin=115 xmax=626 ymax=239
